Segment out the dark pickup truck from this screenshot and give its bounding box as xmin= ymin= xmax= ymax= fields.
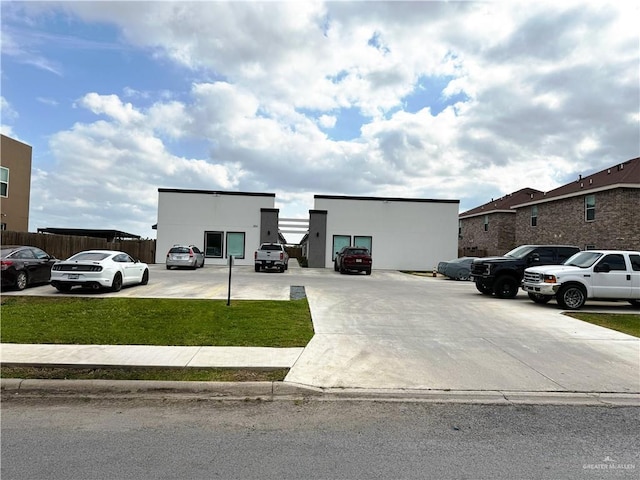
xmin=470 ymin=245 xmax=580 ymax=299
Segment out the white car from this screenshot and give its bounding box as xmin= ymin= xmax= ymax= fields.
xmin=50 ymin=250 xmax=149 ymax=293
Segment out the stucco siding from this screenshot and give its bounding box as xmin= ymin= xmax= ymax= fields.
xmin=315 ymin=196 xmax=459 ymax=270
xmin=155 ymin=191 xmax=275 ymax=265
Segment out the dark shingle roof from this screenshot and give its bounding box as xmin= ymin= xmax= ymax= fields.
xmin=459 ymin=188 xmax=543 ymax=218
xmin=512 ymin=157 xmax=640 ymax=207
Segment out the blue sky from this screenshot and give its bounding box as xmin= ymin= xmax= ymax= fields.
xmin=1 ymin=1 xmax=638 ymax=242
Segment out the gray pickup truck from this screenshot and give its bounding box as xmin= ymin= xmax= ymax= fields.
xmin=254 ymin=243 xmax=289 ymax=272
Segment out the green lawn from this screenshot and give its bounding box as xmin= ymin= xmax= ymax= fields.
xmin=0 ymin=296 xmax=314 ymax=347
xmin=565 ymin=312 xmax=640 ymax=338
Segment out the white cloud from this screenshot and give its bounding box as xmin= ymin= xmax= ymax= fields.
xmin=5 ymin=1 xmax=637 ymax=240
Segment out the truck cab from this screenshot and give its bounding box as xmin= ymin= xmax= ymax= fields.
xmin=470 ymin=245 xmax=580 ymax=298
xmin=522 ymin=250 xmax=640 ymax=309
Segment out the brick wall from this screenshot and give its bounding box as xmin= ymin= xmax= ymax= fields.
xmin=459 ymin=212 xmax=517 ymax=256
xmin=514 ymin=188 xmax=640 ymax=250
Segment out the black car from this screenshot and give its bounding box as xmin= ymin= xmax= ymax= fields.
xmin=1 ymin=245 xmax=58 ymax=291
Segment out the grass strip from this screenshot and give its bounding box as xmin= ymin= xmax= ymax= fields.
xmin=565 ymin=313 xmax=639 ymax=337
xmin=0 ymin=296 xmax=314 ymax=347
xmin=0 ymin=366 xmax=288 ymax=382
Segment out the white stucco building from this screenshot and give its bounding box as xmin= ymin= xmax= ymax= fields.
xmin=305 ymin=195 xmax=459 ymax=271
xmin=155 ymin=189 xmax=460 ymax=271
xmin=155 ymin=189 xmax=279 ymax=266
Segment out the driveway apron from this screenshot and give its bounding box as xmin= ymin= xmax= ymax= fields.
xmin=285 ymin=270 xmax=640 ymax=393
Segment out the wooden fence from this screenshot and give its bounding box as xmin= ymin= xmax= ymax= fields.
xmin=1 ymin=231 xmax=157 ymax=264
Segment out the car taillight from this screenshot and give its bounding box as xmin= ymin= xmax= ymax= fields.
xmin=189 ymin=249 xmax=194 ymax=258
xmin=280 ymin=252 xmax=284 ymax=260
xmin=254 ymin=251 xmax=257 ymax=260
xmin=1 ymin=260 xmax=13 ymax=269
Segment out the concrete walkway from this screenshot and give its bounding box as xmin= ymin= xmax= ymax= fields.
xmin=0 ymin=344 xmax=303 ymax=369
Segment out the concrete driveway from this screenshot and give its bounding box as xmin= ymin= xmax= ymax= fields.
xmin=5 ymin=262 xmax=639 ymax=394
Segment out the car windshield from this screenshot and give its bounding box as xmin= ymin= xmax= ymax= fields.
xmin=68 ymin=252 xmax=110 ymax=261
xmin=503 ymin=246 xmax=536 ymax=259
xmin=563 ymin=251 xmax=603 ymax=268
xmin=348 ymin=249 xmax=369 ymax=255
xmin=169 ymin=247 xmax=190 ymax=254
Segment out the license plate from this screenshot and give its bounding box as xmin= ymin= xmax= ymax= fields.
xmin=355 ymin=259 xmax=362 ymax=263
xmin=67 ymin=274 xmax=80 ymax=280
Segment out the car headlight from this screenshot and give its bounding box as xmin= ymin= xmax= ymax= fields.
xmin=543 ymin=275 xmax=557 ymax=283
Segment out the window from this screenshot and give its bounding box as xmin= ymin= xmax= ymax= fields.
xmin=599 ymin=254 xmax=626 ymax=271
xmin=532 ymin=248 xmax=554 ymax=263
xmin=0 ymin=223 xmax=6 ymax=231
xmin=205 ymin=231 xmax=223 ymax=257
xmin=585 ymin=195 xmax=595 ymax=221
xmin=354 ymin=236 xmax=372 ymax=253
xmin=0 ymin=167 xmax=8 ymax=197
xmin=332 ymin=235 xmax=351 ymax=261
xmin=458 ymin=220 xmax=462 ymax=236
xmin=630 ymin=255 xmax=640 ymax=272
xmin=226 ymin=232 xmax=245 ymax=259
xmin=530 ymin=206 xmax=538 ymax=227
xmin=483 ymin=215 xmax=489 ymax=231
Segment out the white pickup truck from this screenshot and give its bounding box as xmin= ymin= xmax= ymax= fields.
xmin=522 ymin=250 xmax=640 ymax=309
xmin=254 ymin=243 xmax=289 ymax=273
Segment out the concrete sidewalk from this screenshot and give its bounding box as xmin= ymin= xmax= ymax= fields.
xmin=0 ymin=343 xmax=303 ymax=369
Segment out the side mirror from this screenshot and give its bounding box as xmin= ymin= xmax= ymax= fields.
xmin=594 ymin=263 xmax=611 ymax=273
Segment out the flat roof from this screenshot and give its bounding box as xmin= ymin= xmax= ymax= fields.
xmin=37 ymin=228 xmax=141 ymax=241
xmin=158 ymin=188 xmax=275 ymax=197
xmin=315 ymin=194 xmax=459 ymax=204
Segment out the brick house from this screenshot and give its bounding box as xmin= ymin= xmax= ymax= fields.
xmin=458 ymin=188 xmax=543 ymax=256
xmin=512 ymin=157 xmax=639 ymax=251
xmin=458 ymin=157 xmax=640 ymax=256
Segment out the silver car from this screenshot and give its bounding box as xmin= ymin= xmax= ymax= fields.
xmin=166 ymin=245 xmax=205 ymax=270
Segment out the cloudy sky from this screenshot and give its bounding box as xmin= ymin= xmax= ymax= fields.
xmin=2 ymin=1 xmax=638 ymax=242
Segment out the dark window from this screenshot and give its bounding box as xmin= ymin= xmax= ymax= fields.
xmin=484 ymin=215 xmax=489 ymax=231
xmin=599 ymin=254 xmax=626 ymax=271
xmin=630 ymin=255 xmax=640 ymax=272
xmin=531 ymin=206 xmax=538 ymax=227
xmin=169 ymin=247 xmax=190 ymax=254
xmin=532 ymin=248 xmax=554 ymax=263
xmin=205 ymin=232 xmax=223 ymax=258
xmin=191 ymin=246 xmax=202 ymax=254
xmin=0 ymin=167 xmax=8 ymax=197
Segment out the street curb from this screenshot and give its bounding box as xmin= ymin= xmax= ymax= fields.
xmin=2 ymin=379 xmax=639 ymax=405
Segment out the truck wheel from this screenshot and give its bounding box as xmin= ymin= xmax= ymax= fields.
xmin=528 ymin=292 xmax=553 ymax=304
xmin=494 ymin=276 xmax=518 ymax=299
xmin=475 ymin=280 xmax=492 ymax=295
xmin=255 ymin=264 xmax=260 ymax=272
xmin=279 ymin=265 xmax=285 ymax=273
xmin=557 ymin=284 xmax=586 ymax=310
